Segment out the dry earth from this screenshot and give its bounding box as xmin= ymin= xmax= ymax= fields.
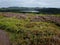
xmin=0 ymin=30 xmax=10 ymax=45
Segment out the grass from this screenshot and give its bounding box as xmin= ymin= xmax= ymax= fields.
xmin=0 ymin=14 xmax=60 ymax=45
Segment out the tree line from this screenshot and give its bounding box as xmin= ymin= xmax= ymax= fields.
xmin=0 ymin=7 xmax=60 ymax=14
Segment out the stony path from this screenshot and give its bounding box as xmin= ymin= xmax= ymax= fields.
xmin=0 ymin=30 xmax=10 ymax=45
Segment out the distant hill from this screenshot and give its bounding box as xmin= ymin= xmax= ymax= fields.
xmin=0 ymin=7 xmax=60 ymax=14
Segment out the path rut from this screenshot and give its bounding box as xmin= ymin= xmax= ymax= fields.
xmin=0 ymin=30 xmax=10 ymax=45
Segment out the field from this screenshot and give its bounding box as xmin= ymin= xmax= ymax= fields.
xmin=0 ymin=12 xmax=60 ymax=45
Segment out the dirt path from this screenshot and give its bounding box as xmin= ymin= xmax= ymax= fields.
xmin=0 ymin=30 xmax=10 ymax=45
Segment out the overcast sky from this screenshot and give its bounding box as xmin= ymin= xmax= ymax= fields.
xmin=0 ymin=0 xmax=60 ymax=8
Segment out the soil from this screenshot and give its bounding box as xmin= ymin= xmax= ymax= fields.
xmin=0 ymin=30 xmax=10 ymax=45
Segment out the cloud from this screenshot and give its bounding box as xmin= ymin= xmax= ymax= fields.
xmin=0 ymin=0 xmax=60 ymax=8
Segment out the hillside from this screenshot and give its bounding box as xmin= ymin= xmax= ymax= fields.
xmin=0 ymin=12 xmax=60 ymax=45
xmin=0 ymin=7 xmax=60 ymax=14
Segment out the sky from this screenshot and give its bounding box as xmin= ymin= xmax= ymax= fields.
xmin=0 ymin=0 xmax=60 ymax=8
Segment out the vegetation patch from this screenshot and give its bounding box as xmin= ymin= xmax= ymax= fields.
xmin=0 ymin=13 xmax=60 ymax=45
